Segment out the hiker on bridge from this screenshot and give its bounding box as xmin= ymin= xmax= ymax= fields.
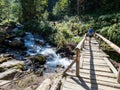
xmin=88 ymin=28 xmax=94 ymax=43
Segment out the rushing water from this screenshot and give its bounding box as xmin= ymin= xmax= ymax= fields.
xmin=24 ymin=32 xmax=72 ymax=68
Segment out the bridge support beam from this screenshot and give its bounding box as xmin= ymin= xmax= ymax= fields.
xmin=76 ymin=49 xmax=80 ymax=76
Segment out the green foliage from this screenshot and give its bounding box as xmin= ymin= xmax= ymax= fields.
xmin=100 ymin=23 xmax=120 ymax=46
xmin=71 ymin=36 xmax=82 ymax=44
xmin=53 ymin=0 xmax=69 ymax=19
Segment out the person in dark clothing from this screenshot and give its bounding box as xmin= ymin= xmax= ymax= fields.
xmin=88 ymin=28 xmax=94 ymax=43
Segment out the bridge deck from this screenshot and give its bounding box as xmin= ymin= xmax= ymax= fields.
xmin=61 ymin=37 xmax=120 ymax=90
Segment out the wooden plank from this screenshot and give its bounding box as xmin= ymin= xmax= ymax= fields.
xmin=82 ymin=62 xmax=109 ymax=67
xmin=63 ymin=79 xmax=119 ymax=90
xmin=83 ymin=54 xmax=109 ymax=57
xmin=83 ymin=59 xmax=106 ymax=64
xmin=36 ymin=79 xmax=51 ymax=90
xmin=82 ymin=56 xmax=106 ymax=59
xmin=83 ymin=57 xmax=105 ymax=61
xmin=82 ymin=66 xmax=111 ymax=72
xmin=82 ymin=50 xmax=103 ymax=52
xmin=82 ymin=63 xmax=109 ymax=68
xmin=80 ymin=68 xmax=116 ymax=78
xmin=63 ymin=77 xmax=120 ymax=89
xmin=79 ymin=73 xmax=117 ymax=83
xmin=83 ymin=61 xmax=107 ymax=65
xmin=104 ymin=58 xmax=118 ymax=77
xmin=82 ymin=52 xmax=106 ymax=54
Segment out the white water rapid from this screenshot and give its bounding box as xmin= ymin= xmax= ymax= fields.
xmin=24 ymin=32 xmax=73 ymax=68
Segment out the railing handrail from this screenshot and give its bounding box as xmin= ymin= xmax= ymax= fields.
xmin=96 ymin=33 xmax=120 ymax=55
xmin=63 ymin=33 xmax=87 ymax=76
xmin=76 ymin=33 xmax=87 ymax=50
xmin=95 ymin=33 xmax=120 ymax=83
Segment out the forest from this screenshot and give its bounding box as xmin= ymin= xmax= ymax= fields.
xmin=0 ymin=0 xmax=120 ymax=89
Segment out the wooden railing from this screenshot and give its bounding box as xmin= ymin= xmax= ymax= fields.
xmin=63 ymin=34 xmax=87 ymax=76
xmin=95 ymin=33 xmax=120 ymax=83
xmin=63 ymin=33 xmax=120 ymax=83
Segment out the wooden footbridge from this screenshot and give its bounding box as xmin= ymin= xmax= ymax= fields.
xmin=37 ymin=33 xmax=120 ymax=90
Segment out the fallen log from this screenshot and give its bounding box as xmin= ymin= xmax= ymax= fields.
xmin=0 ymin=68 xmax=21 ymax=80
xmin=50 ymin=76 xmax=62 ymax=90
xmin=36 ymin=79 xmax=51 ymax=90
xmin=0 ymin=80 xmax=10 ymax=86
xmin=0 ymin=57 xmax=12 ymax=63
xmin=0 ymin=60 xmax=24 ymax=71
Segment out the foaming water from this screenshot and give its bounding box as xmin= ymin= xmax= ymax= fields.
xmin=24 ymin=32 xmax=73 ymax=68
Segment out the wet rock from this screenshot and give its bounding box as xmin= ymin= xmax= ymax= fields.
xmin=35 ymin=39 xmax=45 ymax=46
xmin=9 ymin=37 xmax=24 ymax=48
xmin=56 ymin=65 xmax=65 ymax=69
xmin=29 ymin=55 xmax=46 ymax=65
xmin=56 ymin=43 xmax=76 ymax=58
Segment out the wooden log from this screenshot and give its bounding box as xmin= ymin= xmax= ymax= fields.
xmin=36 ymin=79 xmax=51 ymax=90
xmin=63 ymin=60 xmax=76 ymax=75
xmin=76 ymin=49 xmax=80 ymax=76
xmin=50 ymin=76 xmax=62 ymax=90
xmin=0 ymin=68 xmax=21 ymax=80
xmin=104 ymin=58 xmax=118 ymax=77
xmin=0 ymin=57 xmax=12 ymax=63
xmin=0 ymin=60 xmax=24 ymax=71
xmin=76 ymin=34 xmax=86 ymax=50
xmin=96 ymin=33 xmax=120 ymax=54
xmin=0 ymin=80 xmax=10 ymax=86
xmin=117 ymin=67 xmax=120 ymax=83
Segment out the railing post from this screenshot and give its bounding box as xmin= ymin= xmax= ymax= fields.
xmin=99 ymin=38 xmax=101 ymax=49
xmin=117 ymin=66 xmax=120 ymax=83
xmin=76 ymin=48 xmax=80 ymax=76
xmin=83 ymin=38 xmax=86 ymax=48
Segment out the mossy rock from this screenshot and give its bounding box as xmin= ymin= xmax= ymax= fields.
xmin=30 ymin=55 xmax=46 ymax=65
xmin=35 ymin=55 xmax=46 ymax=65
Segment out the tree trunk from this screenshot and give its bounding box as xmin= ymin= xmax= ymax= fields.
xmin=77 ymin=0 xmax=80 ymax=15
